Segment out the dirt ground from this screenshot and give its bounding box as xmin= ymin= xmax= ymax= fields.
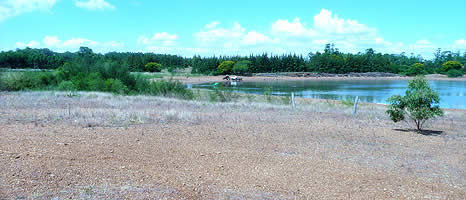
xmin=0 ymin=92 xmax=465 ymax=199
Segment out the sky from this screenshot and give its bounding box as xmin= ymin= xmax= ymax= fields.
xmin=1 ymin=0 xmax=465 ymax=59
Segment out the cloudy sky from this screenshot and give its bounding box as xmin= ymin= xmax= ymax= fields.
xmin=1 ymin=0 xmax=465 ymax=58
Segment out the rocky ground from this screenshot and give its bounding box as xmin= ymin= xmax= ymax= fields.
xmin=0 ymin=92 xmax=465 ymax=199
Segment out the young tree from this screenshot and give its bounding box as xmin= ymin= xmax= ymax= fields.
xmin=386 ymin=76 xmax=443 ymax=131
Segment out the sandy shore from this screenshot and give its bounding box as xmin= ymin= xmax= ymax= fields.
xmin=166 ymin=74 xmax=466 ymax=85
xmin=0 ymin=92 xmax=465 ymax=199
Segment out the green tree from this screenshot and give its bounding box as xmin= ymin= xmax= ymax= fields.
xmin=233 ymin=60 xmax=250 ymax=75
xmin=446 ymin=69 xmax=463 ymax=78
xmin=217 ymin=61 xmax=235 ymax=75
xmin=404 ymin=63 xmax=427 ymax=76
xmin=441 ymin=61 xmax=462 ymax=73
xmin=145 ymin=62 xmax=163 ymax=72
xmin=386 ymin=76 xmax=443 ymax=131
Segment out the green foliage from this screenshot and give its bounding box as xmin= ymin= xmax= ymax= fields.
xmin=145 ymin=62 xmax=163 ymax=72
xmin=233 ymin=60 xmax=250 ymax=75
xmin=0 ymin=72 xmax=49 ymax=91
xmin=441 ymin=61 xmax=462 ymax=73
xmin=341 ymin=98 xmax=355 ymax=106
xmin=57 ymin=81 xmax=76 ymax=91
xmin=3 ymin=45 xmax=465 ymax=76
xmin=386 ymin=76 xmax=443 ymax=131
xmin=103 ymin=79 xmax=127 ymax=94
xmin=87 ymin=72 xmax=105 ymax=91
xmin=208 ymin=87 xmax=238 ymax=102
xmin=217 ymin=61 xmax=235 ymax=75
xmin=446 ymin=69 xmax=463 ymax=78
xmin=404 ymin=63 xmax=427 ymax=76
xmin=134 ymin=77 xmax=193 ymax=99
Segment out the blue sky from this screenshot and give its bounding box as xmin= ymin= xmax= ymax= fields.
xmin=1 ymin=0 xmax=465 ymax=58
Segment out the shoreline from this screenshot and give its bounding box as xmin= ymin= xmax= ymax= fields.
xmin=167 ymin=74 xmax=466 ymax=85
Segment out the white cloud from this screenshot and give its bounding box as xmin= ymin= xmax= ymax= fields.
xmin=75 ymin=0 xmax=115 ymax=11
xmin=409 ymin=40 xmax=435 ymax=51
xmin=16 ymin=40 xmax=40 ymax=48
xmin=205 ymin=21 xmax=220 ymax=29
xmin=313 ymin=9 xmax=375 ymax=35
xmin=453 ymin=39 xmax=466 ymax=50
xmin=43 ymin=35 xmax=61 ymax=46
xmin=16 ymin=36 xmax=124 ymax=53
xmin=0 ymin=0 xmax=58 ymax=22
xmin=267 ymin=9 xmax=424 ymax=56
xmin=195 ymin=22 xmax=245 ymax=43
xmin=271 ymin=18 xmax=316 ymax=37
xmin=194 ymin=22 xmax=278 ymax=51
xmin=62 ymin=38 xmax=99 ymax=47
xmin=137 ymin=32 xmax=178 ymax=46
xmin=241 ymin=31 xmax=279 ymax=45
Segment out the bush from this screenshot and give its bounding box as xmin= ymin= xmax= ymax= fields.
xmin=446 ymin=69 xmax=463 ymax=78
xmin=145 ymin=62 xmax=163 ymax=72
xmin=87 ymin=72 xmax=105 ymax=91
xmin=143 ymin=79 xmax=193 ymax=99
xmin=386 ymin=76 xmax=443 ymax=131
xmin=0 ymin=72 xmax=44 ymax=91
xmin=217 ymin=61 xmax=235 ymax=75
xmin=57 ymin=81 xmax=76 ymax=91
xmin=104 ymin=79 xmax=128 ymax=94
xmin=441 ymin=61 xmax=462 ymax=73
xmin=404 ymin=63 xmax=427 ymax=76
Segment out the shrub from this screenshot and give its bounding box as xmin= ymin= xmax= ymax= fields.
xmin=388 ymin=64 xmax=403 ymax=74
xmin=144 ymin=79 xmax=193 ymax=99
xmin=217 ymin=61 xmax=235 ymax=75
xmin=386 ymin=76 xmax=443 ymax=131
xmin=40 ymin=73 xmax=57 ymax=86
xmin=404 ymin=63 xmax=427 ymax=76
xmin=145 ymin=62 xmax=163 ymax=72
xmin=0 ymin=72 xmax=44 ymax=91
xmin=87 ymin=72 xmax=105 ymax=91
xmin=104 ymin=79 xmax=128 ymax=94
xmin=208 ymin=87 xmax=238 ymax=102
xmin=57 ymin=81 xmax=76 ymax=91
xmin=446 ymin=69 xmax=463 ymax=78
xmin=71 ymin=73 xmax=89 ymax=90
xmin=441 ymin=61 xmax=462 ymax=73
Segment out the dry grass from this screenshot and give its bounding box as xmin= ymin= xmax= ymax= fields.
xmin=0 ymin=91 xmax=465 ymax=199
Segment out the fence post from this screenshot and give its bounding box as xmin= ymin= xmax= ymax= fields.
xmin=352 ymin=96 xmax=359 ymax=116
xmin=291 ymin=92 xmax=296 ymax=110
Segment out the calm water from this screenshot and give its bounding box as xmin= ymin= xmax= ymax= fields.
xmin=193 ymin=80 xmax=466 ymax=109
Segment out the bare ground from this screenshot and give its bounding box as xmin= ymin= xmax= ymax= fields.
xmin=0 ymin=92 xmax=465 ymax=199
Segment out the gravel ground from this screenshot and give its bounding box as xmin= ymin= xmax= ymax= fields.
xmin=0 ymin=92 xmax=465 ymax=199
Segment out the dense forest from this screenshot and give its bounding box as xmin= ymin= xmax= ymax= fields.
xmin=0 ymin=44 xmax=465 ymax=77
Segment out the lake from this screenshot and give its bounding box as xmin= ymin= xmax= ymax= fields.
xmin=193 ymin=79 xmax=466 ymax=109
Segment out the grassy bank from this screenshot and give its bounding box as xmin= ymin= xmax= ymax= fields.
xmin=0 ymin=67 xmax=194 ymax=99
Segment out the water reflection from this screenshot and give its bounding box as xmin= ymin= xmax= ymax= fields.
xmin=194 ymin=80 xmax=466 ymax=109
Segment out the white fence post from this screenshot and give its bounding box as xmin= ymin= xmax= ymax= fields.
xmin=352 ymin=96 xmax=359 ymax=116
xmin=291 ymin=92 xmax=296 ymax=110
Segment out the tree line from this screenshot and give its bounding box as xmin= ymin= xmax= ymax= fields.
xmin=0 ymin=44 xmax=464 ymax=76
